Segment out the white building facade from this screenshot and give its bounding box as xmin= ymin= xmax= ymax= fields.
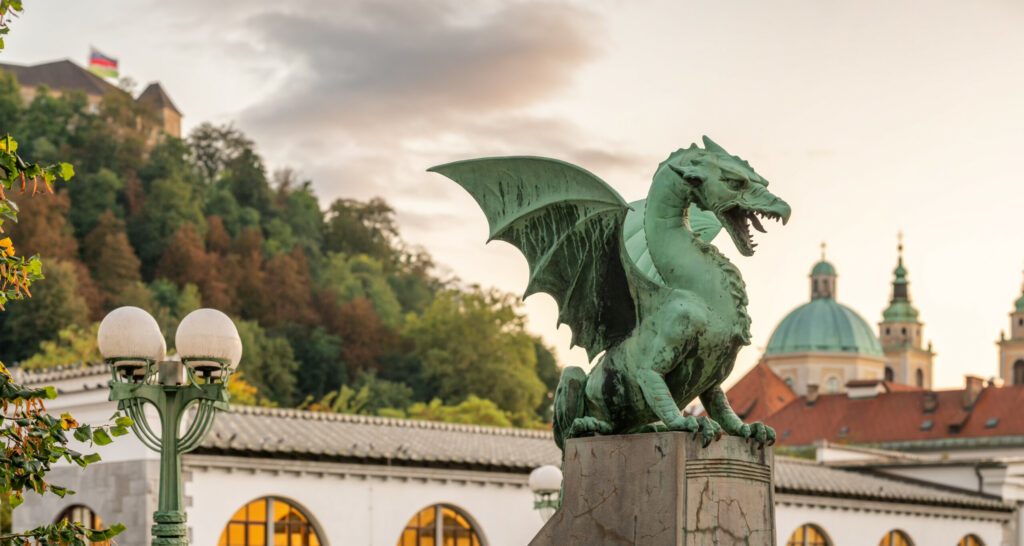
xmin=12 ymin=365 xmax=1018 ymax=546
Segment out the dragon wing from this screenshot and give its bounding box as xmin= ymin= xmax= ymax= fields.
xmin=430 ymin=157 xmax=635 ymax=360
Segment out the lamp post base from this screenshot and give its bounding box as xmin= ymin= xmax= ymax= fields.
xmin=152 ymin=510 xmax=188 ymax=546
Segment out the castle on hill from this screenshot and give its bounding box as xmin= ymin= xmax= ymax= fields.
xmin=0 ymin=59 xmax=181 ymax=144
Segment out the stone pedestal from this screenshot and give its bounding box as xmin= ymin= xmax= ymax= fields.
xmin=530 ymin=432 xmax=775 ymax=546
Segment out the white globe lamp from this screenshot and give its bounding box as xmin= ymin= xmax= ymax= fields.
xmin=175 ymin=308 xmax=242 ymax=380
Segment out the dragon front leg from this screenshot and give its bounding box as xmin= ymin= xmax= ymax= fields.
xmin=700 ymin=386 xmax=776 ymax=446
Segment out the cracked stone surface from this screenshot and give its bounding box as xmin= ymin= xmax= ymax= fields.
xmin=530 ymin=433 xmax=775 ymax=546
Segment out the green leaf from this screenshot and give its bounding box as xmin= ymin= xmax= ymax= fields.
xmin=82 ymin=453 xmax=101 ymax=465
xmin=58 ymin=162 xmax=74 ymax=181
xmin=42 ymin=386 xmax=57 ymax=399
xmin=73 ymin=424 xmax=92 ymax=443
xmin=92 ymin=428 xmax=112 ymax=446
xmin=114 ymin=415 xmax=134 ymax=427
xmin=110 ymin=425 xmax=128 ymax=437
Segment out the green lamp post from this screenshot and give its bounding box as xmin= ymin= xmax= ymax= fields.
xmin=98 ymin=306 xmax=242 ymax=546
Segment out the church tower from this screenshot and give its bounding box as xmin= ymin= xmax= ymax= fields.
xmin=879 ymin=234 xmax=934 ymax=388
xmin=998 ymin=271 xmax=1024 ymax=385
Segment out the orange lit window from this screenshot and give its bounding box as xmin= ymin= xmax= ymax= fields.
xmin=398 ymin=504 xmax=483 ymax=546
xmin=218 ymin=497 xmax=322 ymax=546
xmin=879 ymin=530 xmax=913 ymax=546
xmin=55 ymin=505 xmax=110 ymax=546
xmin=958 ymin=535 xmax=984 ymax=546
xmin=785 ymin=523 xmax=830 ymax=546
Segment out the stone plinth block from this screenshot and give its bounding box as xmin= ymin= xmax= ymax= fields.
xmin=530 ymin=432 xmax=775 ymax=546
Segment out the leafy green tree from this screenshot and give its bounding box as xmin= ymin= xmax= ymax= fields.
xmin=319 ymin=252 xmax=402 ymax=327
xmin=129 ymin=174 xmax=206 ymax=269
xmin=0 ymin=260 xmax=90 ymax=363
xmin=323 ymin=198 xmax=401 ymax=264
xmin=67 ymin=168 xmax=123 ymax=236
xmin=403 ymin=289 xmax=546 ymax=417
xmin=282 ymin=325 xmax=345 ymax=400
xmin=236 ymin=320 xmax=300 ymax=405
xmin=395 ymin=396 xmax=514 ymax=428
xmin=21 ymin=323 xmax=100 ymax=370
xmin=534 ymin=340 xmax=560 ymax=421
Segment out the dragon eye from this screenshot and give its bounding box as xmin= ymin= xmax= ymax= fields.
xmin=726 ymin=177 xmax=746 ymax=191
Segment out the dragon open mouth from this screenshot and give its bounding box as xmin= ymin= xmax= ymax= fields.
xmin=720 ymin=206 xmax=786 ymax=257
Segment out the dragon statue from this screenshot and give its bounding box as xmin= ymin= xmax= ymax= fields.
xmin=430 ymin=136 xmax=791 ymax=452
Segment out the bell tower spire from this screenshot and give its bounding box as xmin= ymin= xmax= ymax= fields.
xmin=998 ymin=267 xmax=1024 ymax=385
xmin=879 ymin=232 xmax=933 ymax=388
xmin=810 ymin=242 xmax=837 ymax=300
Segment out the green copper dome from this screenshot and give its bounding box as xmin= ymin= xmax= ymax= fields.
xmin=766 ymin=298 xmax=884 ymax=357
xmin=811 ymin=260 xmax=836 ymax=276
xmin=1015 ymin=292 xmax=1024 ymax=313
xmin=881 ymin=240 xmax=920 ymax=323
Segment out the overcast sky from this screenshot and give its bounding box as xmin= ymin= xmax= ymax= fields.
xmin=5 ymin=0 xmax=1024 ymax=389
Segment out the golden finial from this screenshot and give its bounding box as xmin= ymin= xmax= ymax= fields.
xmin=897 ymin=230 xmax=904 ymax=257
xmin=820 ymin=241 xmax=826 ymax=261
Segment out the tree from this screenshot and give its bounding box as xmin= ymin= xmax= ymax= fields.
xmin=236 ymin=320 xmax=300 ymax=405
xmin=83 ymin=212 xmax=141 ymax=308
xmin=396 ymin=396 xmax=514 ymax=428
xmin=5 ymin=190 xmax=79 ymax=261
xmin=403 ymin=289 xmax=546 ymax=417
xmin=129 ymin=174 xmax=206 ymax=271
xmin=323 ymin=198 xmax=402 ymax=264
xmin=319 ymin=252 xmax=402 ymax=327
xmin=20 ymin=323 xmax=101 ymax=370
xmin=0 ymin=6 xmax=127 ymax=540
xmin=283 ymin=325 xmax=345 ymax=401
xmin=0 ymin=260 xmax=90 ymax=363
xmin=318 ymin=296 xmax=394 ymax=376
xmin=67 ymin=168 xmax=123 ymax=237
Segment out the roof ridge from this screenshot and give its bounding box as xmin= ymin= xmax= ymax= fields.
xmin=229 ymin=404 xmax=554 ymax=439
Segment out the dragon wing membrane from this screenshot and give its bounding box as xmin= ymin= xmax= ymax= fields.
xmin=429 ymin=157 xmax=637 ymax=360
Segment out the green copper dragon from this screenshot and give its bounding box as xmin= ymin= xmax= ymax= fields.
xmin=430 ymin=137 xmax=791 ymax=451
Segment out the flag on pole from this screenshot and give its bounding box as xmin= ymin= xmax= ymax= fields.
xmin=88 ymin=47 xmax=118 ymax=79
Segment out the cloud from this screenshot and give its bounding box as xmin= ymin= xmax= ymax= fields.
xmin=240 ymin=0 xmax=599 ymax=140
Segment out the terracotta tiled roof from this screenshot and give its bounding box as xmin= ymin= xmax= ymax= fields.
xmin=766 ymin=384 xmax=1024 ymax=446
xmin=726 ymin=362 xmax=797 ymax=423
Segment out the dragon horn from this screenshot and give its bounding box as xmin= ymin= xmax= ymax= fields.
xmin=701 ymin=135 xmax=729 ymax=155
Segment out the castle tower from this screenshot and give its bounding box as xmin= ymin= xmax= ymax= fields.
xmin=998 ymin=271 xmax=1024 ymax=385
xmin=878 ymin=234 xmax=934 ymax=388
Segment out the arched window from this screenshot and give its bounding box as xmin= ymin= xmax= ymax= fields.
xmin=957 ymin=535 xmax=984 ymax=546
xmin=825 ymin=376 xmax=840 ymax=393
xmin=56 ymin=505 xmax=109 ymax=546
xmin=398 ymin=504 xmax=484 ymax=546
xmin=879 ymin=529 xmax=913 ymax=546
xmin=915 ymin=368 xmax=924 ymax=387
xmin=884 ymin=367 xmax=894 ymax=382
xmin=1014 ymin=360 xmax=1024 ymax=385
xmin=784 ymin=376 xmax=795 ymax=389
xmin=218 ymin=497 xmax=323 ymax=546
xmin=785 ymin=523 xmax=831 ymax=545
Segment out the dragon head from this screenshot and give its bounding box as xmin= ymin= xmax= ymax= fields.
xmin=662 ymin=136 xmax=791 ymax=257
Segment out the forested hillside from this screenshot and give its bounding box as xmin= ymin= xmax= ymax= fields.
xmin=0 ymin=73 xmax=559 ymax=427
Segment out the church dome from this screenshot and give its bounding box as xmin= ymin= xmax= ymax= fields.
xmin=811 ymin=260 xmax=836 ymax=276
xmin=765 ymin=299 xmax=884 ymax=357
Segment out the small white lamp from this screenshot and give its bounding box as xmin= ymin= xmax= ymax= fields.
xmin=529 ymin=465 xmax=563 ymax=522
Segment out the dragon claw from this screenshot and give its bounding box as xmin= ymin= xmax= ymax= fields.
xmin=741 ymin=421 xmax=776 ymax=447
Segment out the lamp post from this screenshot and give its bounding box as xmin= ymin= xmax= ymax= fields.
xmin=98 ymin=307 xmax=242 ymax=546
xmin=528 ymin=465 xmax=563 ymax=522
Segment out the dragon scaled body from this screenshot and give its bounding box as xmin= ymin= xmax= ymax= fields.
xmin=430 ymin=137 xmax=791 ymax=451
